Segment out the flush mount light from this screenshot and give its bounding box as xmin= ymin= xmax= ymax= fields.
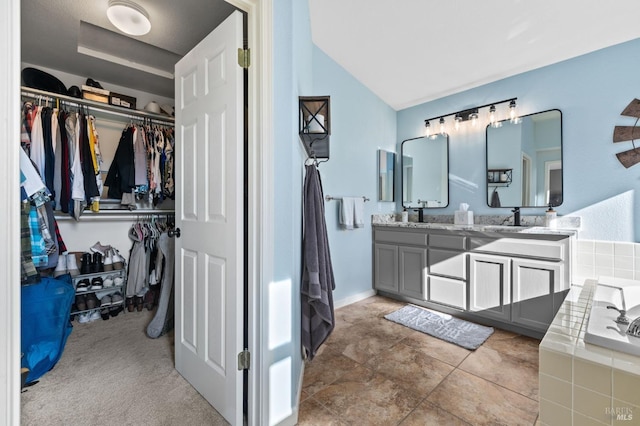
xmin=107 ymin=0 xmax=151 ymax=36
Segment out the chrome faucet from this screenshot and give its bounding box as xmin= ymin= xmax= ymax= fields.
xmin=607 ymin=305 xmax=630 ymax=325
xmin=511 ymin=207 xmax=521 ymax=226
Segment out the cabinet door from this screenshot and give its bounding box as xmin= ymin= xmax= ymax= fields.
xmin=374 ymin=243 xmax=399 ymax=293
xmin=428 ymin=248 xmax=466 ymax=279
xmin=399 ymin=246 xmax=427 ymax=299
xmin=512 ymin=258 xmax=562 ymax=331
xmin=469 ymin=253 xmax=511 ymax=321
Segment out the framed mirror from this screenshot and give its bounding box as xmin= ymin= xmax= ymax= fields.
xmin=486 ymin=109 xmax=562 ymax=208
xmin=401 ymin=133 xmax=449 ymax=209
xmin=377 ymin=150 xmax=395 ymax=201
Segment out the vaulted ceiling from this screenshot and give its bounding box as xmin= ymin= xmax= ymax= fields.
xmin=309 ymin=0 xmax=640 ymax=110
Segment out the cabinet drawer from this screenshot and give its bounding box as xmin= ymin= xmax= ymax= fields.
xmin=429 ymin=233 xmax=467 ymax=250
xmin=428 ymin=248 xmax=466 ymax=279
xmin=375 ymin=229 xmax=427 ymax=246
xmin=428 ymin=275 xmax=467 ymax=309
xmin=469 ymin=237 xmax=566 ymax=261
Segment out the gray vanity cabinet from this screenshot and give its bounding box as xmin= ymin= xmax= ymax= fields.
xmin=373 ymin=229 xmax=428 ymax=299
xmin=373 ymin=224 xmax=573 ymax=338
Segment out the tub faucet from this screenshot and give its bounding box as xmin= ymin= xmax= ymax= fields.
xmin=511 ymin=207 xmax=521 ymax=226
xmin=607 ymin=305 xmax=630 ymax=325
xmin=413 ymin=208 xmax=424 ymax=223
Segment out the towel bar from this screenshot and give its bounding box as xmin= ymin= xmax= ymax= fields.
xmin=325 ymin=195 xmax=369 ymax=202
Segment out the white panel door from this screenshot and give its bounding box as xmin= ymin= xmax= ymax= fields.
xmin=174 ymin=10 xmax=244 ymax=425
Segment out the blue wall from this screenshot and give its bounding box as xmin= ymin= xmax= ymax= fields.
xmin=398 ymin=37 xmax=640 ymax=242
xmin=311 ymin=46 xmax=397 ymax=303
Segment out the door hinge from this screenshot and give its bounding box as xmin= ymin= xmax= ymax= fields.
xmin=238 ymin=349 xmax=251 ymax=370
xmin=237 ymin=48 xmax=250 ymax=69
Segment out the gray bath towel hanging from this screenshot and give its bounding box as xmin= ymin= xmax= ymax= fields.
xmin=301 ymin=164 xmax=335 ymax=360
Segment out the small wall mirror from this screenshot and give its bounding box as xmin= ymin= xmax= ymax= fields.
xmin=377 ymin=150 xmax=395 ymax=201
xmin=401 ymin=134 xmax=449 ymax=208
xmin=486 ymin=109 xmax=563 ymax=208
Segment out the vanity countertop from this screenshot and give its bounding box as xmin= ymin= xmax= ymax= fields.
xmin=371 ymin=213 xmax=580 ymax=237
xmin=372 ymin=221 xmax=578 ymax=236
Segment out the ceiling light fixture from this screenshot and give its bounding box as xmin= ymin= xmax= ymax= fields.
xmin=107 ymin=0 xmax=151 ymax=36
xmin=423 ymin=98 xmax=517 ymax=133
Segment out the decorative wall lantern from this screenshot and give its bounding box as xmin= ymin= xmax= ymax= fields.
xmin=299 ymin=96 xmax=331 ymax=159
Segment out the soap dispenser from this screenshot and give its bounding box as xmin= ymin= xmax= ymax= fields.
xmin=545 ymin=204 xmax=557 ymax=228
xmin=401 ymin=208 xmax=408 ymax=223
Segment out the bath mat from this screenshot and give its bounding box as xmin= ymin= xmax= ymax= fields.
xmin=384 ymin=305 xmax=493 ymax=350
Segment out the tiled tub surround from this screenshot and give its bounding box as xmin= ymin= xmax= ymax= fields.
xmin=539 ymin=279 xmax=640 ymax=425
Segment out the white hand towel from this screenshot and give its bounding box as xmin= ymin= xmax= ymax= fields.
xmin=340 ymin=197 xmax=356 ymax=230
xmin=354 ymin=197 xmax=365 ymax=228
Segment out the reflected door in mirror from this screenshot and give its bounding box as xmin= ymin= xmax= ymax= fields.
xmin=486 ymin=109 xmax=562 ymax=208
xmin=378 ymin=150 xmax=395 ymax=202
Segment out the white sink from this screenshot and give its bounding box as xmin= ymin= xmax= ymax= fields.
xmin=584 ymin=276 xmax=640 ymax=356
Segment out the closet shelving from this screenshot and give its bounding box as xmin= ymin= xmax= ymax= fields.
xmin=70 ymin=268 xmax=126 ymax=316
xmin=21 ymin=85 xmax=176 ymax=216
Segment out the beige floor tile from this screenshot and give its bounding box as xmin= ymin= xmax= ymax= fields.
xmin=297 ymin=397 xmax=348 ymax=426
xmin=401 ymin=331 xmax=471 ymax=367
xmin=313 ymin=364 xmax=422 ymax=425
xmin=366 ymin=342 xmax=455 ymax=396
xmin=326 ymin=317 xmax=413 ymax=364
xmin=484 ymin=332 xmax=540 ymax=365
xmin=302 ymin=347 xmax=360 ymax=396
xmin=427 ymin=369 xmax=538 ymax=425
xmin=459 ymin=345 xmax=539 ymax=400
xmin=399 ymin=400 xmax=472 ymax=425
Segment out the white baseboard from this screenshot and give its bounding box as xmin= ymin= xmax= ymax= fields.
xmin=334 ymin=289 xmax=377 ymax=309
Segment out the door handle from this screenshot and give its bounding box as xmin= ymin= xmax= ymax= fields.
xmin=168 ymin=228 xmax=181 ymax=238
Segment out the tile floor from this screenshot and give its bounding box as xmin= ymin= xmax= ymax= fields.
xmin=299 ymin=296 xmax=541 ymax=425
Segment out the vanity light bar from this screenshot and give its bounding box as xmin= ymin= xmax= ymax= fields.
xmin=424 ymin=97 xmax=518 ymax=133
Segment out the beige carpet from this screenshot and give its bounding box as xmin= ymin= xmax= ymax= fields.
xmin=21 ymin=309 xmax=229 ymax=426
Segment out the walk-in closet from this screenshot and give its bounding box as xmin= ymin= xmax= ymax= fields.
xmin=18 ymin=1 xmax=243 ymax=424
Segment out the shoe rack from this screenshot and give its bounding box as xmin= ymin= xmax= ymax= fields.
xmin=71 ymin=269 xmax=127 ymax=318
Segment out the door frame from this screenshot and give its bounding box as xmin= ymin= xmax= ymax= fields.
xmin=0 ymin=1 xmax=274 ymax=424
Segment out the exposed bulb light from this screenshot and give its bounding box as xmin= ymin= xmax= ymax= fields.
xmin=454 ymin=114 xmax=462 ymax=131
xmin=424 ymin=120 xmax=431 ymax=138
xmin=439 ymin=117 xmax=446 ymax=135
xmin=509 ymin=99 xmax=520 ymax=124
xmin=469 ymin=111 xmax=479 ymax=127
xmin=107 ymin=0 xmax=151 ymax=36
xmin=488 ymin=105 xmax=496 ymax=126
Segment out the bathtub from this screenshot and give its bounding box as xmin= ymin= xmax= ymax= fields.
xmin=584 ymin=276 xmax=640 ymax=356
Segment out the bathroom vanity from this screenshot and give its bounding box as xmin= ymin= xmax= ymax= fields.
xmin=373 ymin=222 xmax=575 ymax=338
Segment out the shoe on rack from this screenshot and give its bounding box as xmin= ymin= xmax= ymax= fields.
xmin=99 ymin=295 xmax=112 ymax=307
xmin=86 ymin=293 xmax=100 ymax=310
xmin=53 ymin=253 xmax=67 ymax=278
xmin=103 ymin=277 xmax=114 ymax=288
xmin=111 ymin=292 xmax=124 ymax=305
xmin=80 ymin=252 xmax=92 ymax=274
xmin=67 ymin=252 xmax=80 ymax=277
xmin=90 ymin=276 xmax=103 ymax=290
xmin=92 ymin=252 xmax=104 ymax=273
xmin=75 ymin=294 xmax=87 ymax=311
xmin=111 ymin=248 xmax=125 ymax=270
xmin=100 ymin=308 xmax=110 ymax=320
xmin=89 ymin=310 xmax=102 ymax=322
xmin=90 ymin=241 xmax=111 ymax=256
xmin=76 ymin=279 xmax=90 ymax=293
xmin=77 ymin=312 xmax=91 ymax=324
xmin=103 ymin=251 xmax=114 ymax=271
xmin=113 ymin=276 xmax=124 ymax=287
